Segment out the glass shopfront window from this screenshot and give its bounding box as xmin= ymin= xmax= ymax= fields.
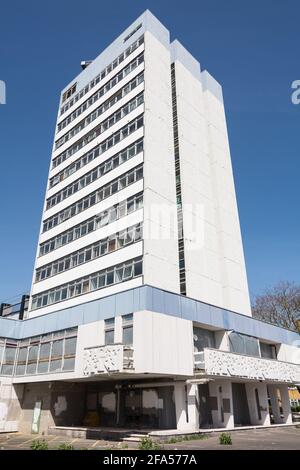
xmin=229 ymin=332 xmax=260 ymax=357
xmin=193 ymin=327 xmax=216 ymax=352
xmin=0 ymin=328 xmax=78 ymax=377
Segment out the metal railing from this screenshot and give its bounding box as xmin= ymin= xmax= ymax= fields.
xmin=0 ymin=295 xmax=29 ymax=320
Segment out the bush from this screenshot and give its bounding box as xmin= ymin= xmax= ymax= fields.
xmin=57 ymin=442 xmax=74 ymax=450
xmin=219 ymin=433 xmax=232 ymax=445
xmin=138 ymin=436 xmax=162 ymax=450
xmin=30 ymin=439 xmax=49 ymax=450
xmin=167 ymin=434 xmax=207 ymax=444
xmin=291 ymin=405 xmax=300 ymax=413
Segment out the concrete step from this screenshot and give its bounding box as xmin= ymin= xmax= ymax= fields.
xmin=122 ymin=433 xmax=149 ymax=443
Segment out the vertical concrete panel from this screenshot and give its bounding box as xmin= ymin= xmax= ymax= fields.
xmin=143 ymin=31 xmax=180 ymax=294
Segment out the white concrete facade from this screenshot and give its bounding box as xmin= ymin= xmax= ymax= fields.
xmin=27 ymin=8 xmax=250 ymax=319
xmin=0 ymin=11 xmax=299 ymax=435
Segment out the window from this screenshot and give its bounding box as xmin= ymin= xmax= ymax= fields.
xmin=229 ymin=332 xmax=260 ymax=357
xmin=124 ymin=23 xmax=142 ymax=43
xmin=26 ymin=345 xmax=38 ymax=375
xmin=32 ymin=257 xmax=143 ymax=309
xmin=7 ymin=329 xmax=78 ymax=376
xmin=43 ymin=163 xmax=143 ymax=233
xmin=39 ymin=195 xmax=143 ymax=258
xmin=134 ymin=259 xmax=142 ymax=276
xmin=16 ymin=347 xmax=27 ymax=375
xmin=123 ymin=264 xmax=133 ymax=280
xmin=105 ymin=318 xmax=115 ymax=345
xmin=122 ymin=314 xmax=133 ymax=345
xmin=260 ymin=342 xmax=276 ymax=359
xmin=53 ymin=91 xmax=144 ymax=168
xmin=62 ymin=83 xmax=76 ymax=103
xmin=64 ymin=337 xmax=77 ymax=356
xmin=1 ymin=342 xmax=17 ymax=376
xmin=106 ymin=270 xmax=114 ymax=285
xmin=51 ymin=340 xmax=63 ymax=358
xmin=193 ymin=327 xmax=215 ymax=352
xmin=37 ymin=342 xmax=51 ymax=374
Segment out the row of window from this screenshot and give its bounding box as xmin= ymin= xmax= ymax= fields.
xmin=60 ymin=35 xmax=144 ymax=115
xmin=228 ymin=332 xmax=276 ymax=359
xmin=56 ymin=71 xmax=144 ymax=149
xmin=31 ymin=257 xmax=143 ymax=310
xmin=171 ymin=64 xmax=187 ymax=296
xmin=47 ymin=138 xmax=143 ymax=210
xmin=0 ymin=328 xmax=77 ymax=376
xmin=36 ymin=222 xmax=142 ymax=282
xmin=53 ymin=93 xmax=144 ymax=169
xmin=124 ymin=23 xmax=142 ymax=43
xmin=57 ymin=53 xmax=144 ymax=133
xmin=43 ymin=164 xmax=143 ymax=232
xmin=104 ymin=314 xmax=133 ymax=347
xmin=62 ymin=83 xmax=76 ymax=103
xmin=193 ymin=327 xmax=277 ymax=360
xmin=49 ymin=115 xmax=144 ymax=188
xmin=39 ymin=192 xmax=143 ymax=256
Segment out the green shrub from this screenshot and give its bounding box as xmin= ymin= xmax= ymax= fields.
xmin=219 ymin=433 xmax=232 ymax=445
xmin=167 ymin=434 xmax=207 ymax=444
xmin=138 ymin=436 xmax=162 ymax=450
xmin=291 ymin=405 xmax=300 ymax=413
xmin=185 ymin=433 xmax=207 ymax=441
xmin=167 ymin=437 xmax=181 ymax=444
xmin=30 ymin=439 xmax=49 ymax=450
xmin=57 ymin=442 xmax=74 ymax=450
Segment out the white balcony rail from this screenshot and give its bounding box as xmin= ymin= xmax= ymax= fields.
xmin=194 ymin=348 xmax=300 ymax=383
xmin=83 ymin=344 xmax=133 ymax=376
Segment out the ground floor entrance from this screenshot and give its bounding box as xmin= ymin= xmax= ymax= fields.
xmin=3 ymin=378 xmax=294 ymax=435
xmin=232 ymin=383 xmax=251 ymax=426
xmin=85 ymin=382 xmax=176 ymax=429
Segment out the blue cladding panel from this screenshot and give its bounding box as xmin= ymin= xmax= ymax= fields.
xmin=164 ymin=291 xmax=181 ymax=317
xmin=97 ymin=295 xmax=116 ymax=320
xmin=0 ymin=318 xmax=20 ymax=338
xmin=82 ymin=300 xmax=101 ymax=324
xmin=180 ymin=296 xmax=196 ymax=321
xmin=115 ymin=290 xmax=134 ymax=316
xmin=152 ymin=288 xmax=166 ymax=314
xmin=0 ymin=285 xmax=299 ymax=346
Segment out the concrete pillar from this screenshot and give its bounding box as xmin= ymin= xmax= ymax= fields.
xmin=114 ymin=316 xmax=123 ymax=344
xmin=279 ymin=385 xmax=292 ymax=424
xmin=268 ymin=385 xmax=281 ymax=424
xmin=174 ymin=382 xmax=194 ymax=431
xmin=208 ymin=380 xmax=234 ymax=429
xmin=214 ymin=331 xmax=229 ymax=351
xmin=268 ymin=384 xmax=291 ymax=424
xmin=186 ymin=384 xmax=199 ymax=430
xmin=245 ymin=382 xmax=270 ymax=426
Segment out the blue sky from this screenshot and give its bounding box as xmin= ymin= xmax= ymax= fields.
xmin=0 ymin=0 xmax=299 ymax=304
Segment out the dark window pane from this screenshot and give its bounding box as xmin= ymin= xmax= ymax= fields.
xmin=64 ymin=337 xmax=77 ymax=356
xmin=193 ymin=327 xmax=215 ymax=352
xmin=123 ymin=326 xmax=133 ymax=345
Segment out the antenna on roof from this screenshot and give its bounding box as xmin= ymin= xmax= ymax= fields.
xmin=80 ymin=60 xmax=93 ymax=70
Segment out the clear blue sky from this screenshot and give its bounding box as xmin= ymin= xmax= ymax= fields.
xmin=0 ymin=0 xmax=299 ymax=304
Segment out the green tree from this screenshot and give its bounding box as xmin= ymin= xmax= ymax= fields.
xmin=252 ymin=281 xmax=300 ymax=332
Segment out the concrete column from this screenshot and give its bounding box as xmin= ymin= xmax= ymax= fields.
xmin=214 ymin=331 xmax=229 ymax=351
xmin=245 ymin=382 xmax=270 ymax=426
xmin=174 ymin=382 xmax=189 ymax=431
xmin=114 ymin=316 xmax=123 ymax=344
xmin=279 ymin=385 xmax=292 ymax=424
xmin=208 ymin=380 xmax=234 ymax=429
xmin=186 ymin=384 xmax=199 ymax=430
xmin=268 ymin=385 xmax=282 ymax=424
